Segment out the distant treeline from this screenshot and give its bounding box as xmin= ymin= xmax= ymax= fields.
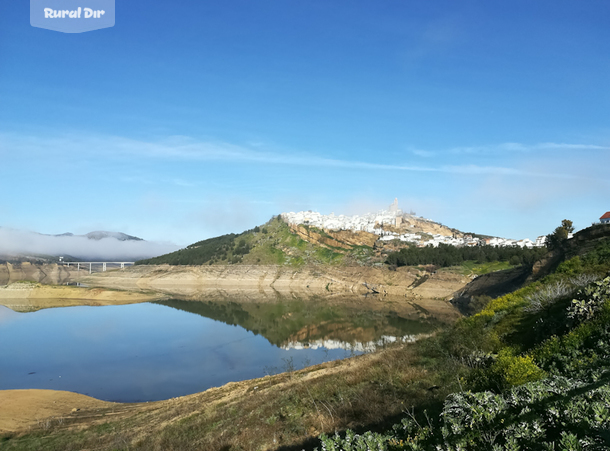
xmin=136 ymin=232 xmax=252 ymax=265
xmin=385 ymin=243 xmax=547 ymax=268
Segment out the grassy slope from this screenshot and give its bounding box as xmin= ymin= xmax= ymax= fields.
xmin=458 ymin=259 xmax=513 ymax=275
xmin=136 ymin=217 xmax=528 ymax=280
xmin=136 ymin=217 xmax=375 ymax=267
xmin=316 ymin=229 xmax=610 ymax=450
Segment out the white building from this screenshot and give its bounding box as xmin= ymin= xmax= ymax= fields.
xmin=281 ymin=202 xmax=545 ymax=249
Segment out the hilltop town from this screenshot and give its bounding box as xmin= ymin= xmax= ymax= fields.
xmin=281 ymin=199 xmax=547 ymax=249
xmin=134 ymin=199 xmax=562 ymax=270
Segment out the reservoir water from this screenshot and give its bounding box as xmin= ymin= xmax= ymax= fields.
xmin=0 ymin=297 xmax=439 ymax=402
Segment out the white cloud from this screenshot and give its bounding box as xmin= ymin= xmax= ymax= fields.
xmin=411 ymin=149 xmax=436 ymax=157
xmin=1 ymin=133 xmax=606 ymax=182
xmin=449 ymin=142 xmax=610 ymax=155
xmin=534 ymin=143 xmax=609 ymax=150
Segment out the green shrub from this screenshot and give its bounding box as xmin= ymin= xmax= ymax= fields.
xmin=567 ymin=276 xmax=610 ymax=323
xmin=491 ymin=349 xmax=546 ymax=388
xmin=557 ymin=256 xmax=584 ymax=275
xmin=316 ymin=430 xmax=389 ymax=451
xmin=346 ymin=376 xmax=610 ymax=451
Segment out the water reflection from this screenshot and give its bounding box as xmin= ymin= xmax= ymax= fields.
xmin=282 ymin=335 xmax=418 ymax=353
xmin=0 ymin=295 xmax=442 ymax=402
xmin=156 ymin=297 xmax=438 ymax=351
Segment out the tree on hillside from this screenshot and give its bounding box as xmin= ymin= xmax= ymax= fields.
xmin=546 ymin=219 xmax=574 ymax=250
xmin=561 ymin=219 xmax=574 ymax=234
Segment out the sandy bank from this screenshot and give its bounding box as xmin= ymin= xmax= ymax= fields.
xmin=0 ymin=283 xmax=161 ymax=312
xmin=0 ymin=390 xmax=115 ymax=433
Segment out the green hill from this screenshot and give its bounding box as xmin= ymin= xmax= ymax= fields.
xmin=137 ymin=216 xmax=549 ymax=275
xmin=136 ymin=216 xmax=376 ymax=266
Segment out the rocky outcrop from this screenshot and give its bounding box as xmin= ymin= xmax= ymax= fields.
xmin=450 ymin=266 xmax=532 ymax=315
xmin=288 ymin=224 xmax=378 ymax=249
xmin=527 ymin=250 xmax=562 ymax=282
xmin=381 ymin=216 xmax=458 ymax=238
xmin=287 ymin=218 xmax=457 ymax=252
xmin=449 ymin=224 xmax=610 ymax=316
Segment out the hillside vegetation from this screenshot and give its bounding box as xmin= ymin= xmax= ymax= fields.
xmin=315 ymin=225 xmax=610 ymax=451
xmin=386 ymin=242 xmax=546 ymax=269
xmin=137 ymin=216 xmax=542 ymax=280
xmin=136 ymin=216 xmax=376 ymax=267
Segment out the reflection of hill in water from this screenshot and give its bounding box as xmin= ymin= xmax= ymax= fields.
xmin=156 ymin=298 xmax=439 ymax=348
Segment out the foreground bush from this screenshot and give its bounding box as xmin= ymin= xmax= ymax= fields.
xmin=317 ymin=373 xmax=610 ymax=451
xmin=315 ymin=275 xmax=610 ymax=451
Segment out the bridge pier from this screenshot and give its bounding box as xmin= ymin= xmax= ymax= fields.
xmin=60 ymin=261 xmax=135 ymax=274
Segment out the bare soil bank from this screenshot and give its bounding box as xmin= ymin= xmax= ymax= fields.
xmin=0 ymin=283 xmax=161 ymax=312
xmin=81 ymin=264 xmax=471 ymax=300
xmin=0 ymin=262 xmax=79 ymax=286
xmin=0 ymin=262 xmax=471 ymax=302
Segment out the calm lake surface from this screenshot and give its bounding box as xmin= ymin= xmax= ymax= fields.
xmin=0 ymin=298 xmax=438 ymax=402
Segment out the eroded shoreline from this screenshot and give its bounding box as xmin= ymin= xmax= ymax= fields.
xmin=0 ymin=282 xmax=163 ymax=312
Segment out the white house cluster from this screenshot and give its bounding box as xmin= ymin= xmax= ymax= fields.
xmin=282 ymin=199 xmax=547 ymax=249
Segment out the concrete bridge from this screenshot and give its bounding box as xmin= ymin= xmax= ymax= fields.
xmin=60 ymin=261 xmax=135 ymax=274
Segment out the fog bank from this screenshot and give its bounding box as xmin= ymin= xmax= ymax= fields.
xmin=0 ymin=228 xmax=181 ymax=261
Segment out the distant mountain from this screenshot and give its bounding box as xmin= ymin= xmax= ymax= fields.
xmin=49 ymin=231 xmax=143 ymax=241
xmin=84 ymin=231 xmax=143 ymax=241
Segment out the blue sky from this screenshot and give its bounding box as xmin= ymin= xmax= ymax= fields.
xmin=1 ymin=0 xmax=609 ymax=245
